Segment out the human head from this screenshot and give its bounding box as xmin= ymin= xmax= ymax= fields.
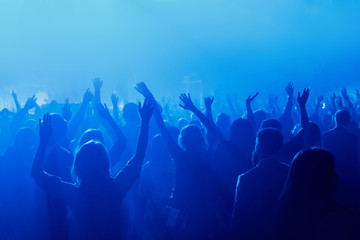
xmin=253 ymin=110 xmax=267 ymax=127
xmin=73 ymin=141 xmax=110 ymax=184
xmin=151 ymin=134 xmax=170 ymax=163
xmin=304 ymin=122 xmax=321 ymax=148
xmin=78 ymin=129 xmax=105 ymax=148
xmin=122 ymin=102 xmax=140 ymax=125
xmin=178 ymin=118 xmax=189 ymax=130
xmin=335 ymin=109 xmax=350 ymax=126
xmin=282 ymin=148 xmax=337 ymax=201
xmin=255 ymin=127 xmax=283 ymax=156
xmin=230 ymin=118 xmax=255 ymax=147
xmin=179 ymin=125 xmax=206 ymax=152
xmin=13 ymin=127 xmax=37 ymax=150
xmin=50 ymin=113 xmax=67 ymax=143
xmin=261 ymin=119 xmax=282 ymax=132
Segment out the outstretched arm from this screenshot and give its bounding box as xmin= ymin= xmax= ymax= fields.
xmin=135 ymin=82 xmax=184 ymax=158
xmin=61 ymin=100 xmax=73 ymax=122
xmin=115 ymin=97 xmax=153 ymax=191
xmin=313 ymin=96 xmax=324 ymax=117
xmin=297 ymin=88 xmax=310 ymax=128
xmin=341 ymin=88 xmax=357 ymax=118
xmin=92 ymin=77 xmax=103 ymax=108
xmin=11 ymin=95 xmax=37 ymax=138
xmin=11 ymin=91 xmax=21 ymax=113
xmin=111 ymin=93 xmax=120 ymax=123
xmin=66 ymin=88 xmax=93 ymax=141
xmin=204 ymin=96 xmax=215 ymax=124
xmin=31 ymin=114 xmax=51 ymax=185
xmin=179 ymin=93 xmax=223 ymax=140
xmin=97 ymin=103 xmax=126 ymax=143
xmin=279 ymin=82 xmax=294 ymax=125
xmin=246 ymin=93 xmax=259 ymax=130
xmin=31 ymin=114 xmax=73 ymax=200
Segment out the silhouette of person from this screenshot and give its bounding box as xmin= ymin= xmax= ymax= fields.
xmin=232 ymin=128 xmax=289 ymax=240
xmin=275 ymin=148 xmax=359 ymax=240
xmin=323 ymin=109 xmax=360 ymax=212
xmin=31 ymin=97 xmax=153 ymax=240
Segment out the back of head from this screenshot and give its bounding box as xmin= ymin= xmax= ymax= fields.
xmin=255 ymin=127 xmax=283 ymax=156
xmin=283 ymin=148 xmax=337 ymax=202
xmin=73 ymin=141 xmax=110 ymax=184
xmin=261 ymin=119 xmax=282 ymax=132
xmin=230 ymin=118 xmax=255 ymax=147
xmin=216 ymin=113 xmax=231 ymax=128
xmin=123 ymin=102 xmax=140 ymax=124
xmin=151 ymin=134 xmax=170 ymax=163
xmin=50 ymin=113 xmax=68 ymax=142
xmin=178 ymin=118 xmax=189 ymax=130
xmin=79 ymin=129 xmax=105 ymax=148
xmin=335 ymin=109 xmax=350 ymax=126
xmin=253 ymin=110 xmax=267 ymax=127
xmin=179 ymin=124 xmax=206 ymax=152
xmin=13 ymin=127 xmax=37 ymax=149
xmin=305 ymin=122 xmax=321 ymax=148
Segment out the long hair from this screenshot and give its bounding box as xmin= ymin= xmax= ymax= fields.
xmin=72 ymin=140 xmax=110 ymax=185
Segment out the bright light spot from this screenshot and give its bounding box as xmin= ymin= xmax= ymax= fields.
xmin=35 ymin=91 xmax=49 ymax=106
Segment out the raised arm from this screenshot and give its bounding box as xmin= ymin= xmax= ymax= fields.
xmin=11 ymin=95 xmax=37 ymax=137
xmin=92 ymin=77 xmax=103 ymax=108
xmin=279 ymin=82 xmax=294 ymax=124
xmin=115 ymin=97 xmax=153 ymax=188
xmin=66 ymin=88 xmax=93 ymax=141
xmin=179 ymin=93 xmax=223 ymax=140
xmin=11 ymin=90 xmax=21 ymax=113
xmin=61 ymin=99 xmax=73 ymax=122
xmin=97 ymin=103 xmax=126 ymax=143
xmin=341 ymin=88 xmax=357 ymax=117
xmin=31 ymin=113 xmax=73 ymax=200
xmin=135 ymin=82 xmax=184 ymax=158
xmin=297 ymin=88 xmax=310 ymax=128
xmin=204 ymin=96 xmax=215 ymax=124
xmin=111 ymin=93 xmax=120 ymax=122
xmin=245 ymin=93 xmax=259 ymax=129
xmin=313 ymin=96 xmax=324 ymax=117
xmin=31 ymin=113 xmax=52 ymax=185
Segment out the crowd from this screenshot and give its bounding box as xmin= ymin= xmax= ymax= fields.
xmin=0 ymin=79 xmax=360 ymax=240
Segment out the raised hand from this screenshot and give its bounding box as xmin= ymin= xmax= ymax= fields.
xmin=297 ymin=88 xmax=310 ymax=107
xmin=61 ymin=100 xmax=72 ymax=122
xmin=246 ymin=93 xmax=259 ymax=106
xmin=39 ymin=113 xmax=52 ymax=145
xmin=11 ymin=90 xmax=17 ymax=100
xmin=135 ymin=82 xmax=153 ymax=98
xmin=92 ymin=77 xmax=103 ymax=90
xmin=204 ymin=96 xmax=214 ymax=109
xmin=285 ymin=82 xmax=294 ymax=97
xmin=179 ymin=93 xmax=196 ymax=111
xmin=139 ymin=97 xmax=154 ymax=123
xmin=82 ymin=88 xmax=94 ymax=104
xmin=341 ymin=88 xmax=347 ymax=96
xmin=24 ymin=95 xmax=37 ymax=110
xmin=317 ymin=96 xmax=324 ymax=103
xmin=111 ymin=93 xmax=119 ymax=105
xmin=356 ymin=89 xmax=360 ymax=99
xmin=330 ymin=93 xmax=336 ymax=102
xmin=336 ymin=96 xmax=344 ymax=108
xmin=97 ymin=103 xmax=112 ymax=121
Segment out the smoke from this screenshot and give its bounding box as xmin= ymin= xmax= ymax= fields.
xmin=0 ymin=0 xmax=359 ymax=108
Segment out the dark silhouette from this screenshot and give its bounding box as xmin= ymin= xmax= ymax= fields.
xmin=232 ymin=127 xmax=289 ymax=240
xmin=275 ymin=148 xmax=360 ymax=240
xmin=323 ymin=109 xmax=360 ymax=212
xmin=31 ymin=97 xmax=153 ymax=240
xmin=1 ymin=80 xmax=360 ymax=240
